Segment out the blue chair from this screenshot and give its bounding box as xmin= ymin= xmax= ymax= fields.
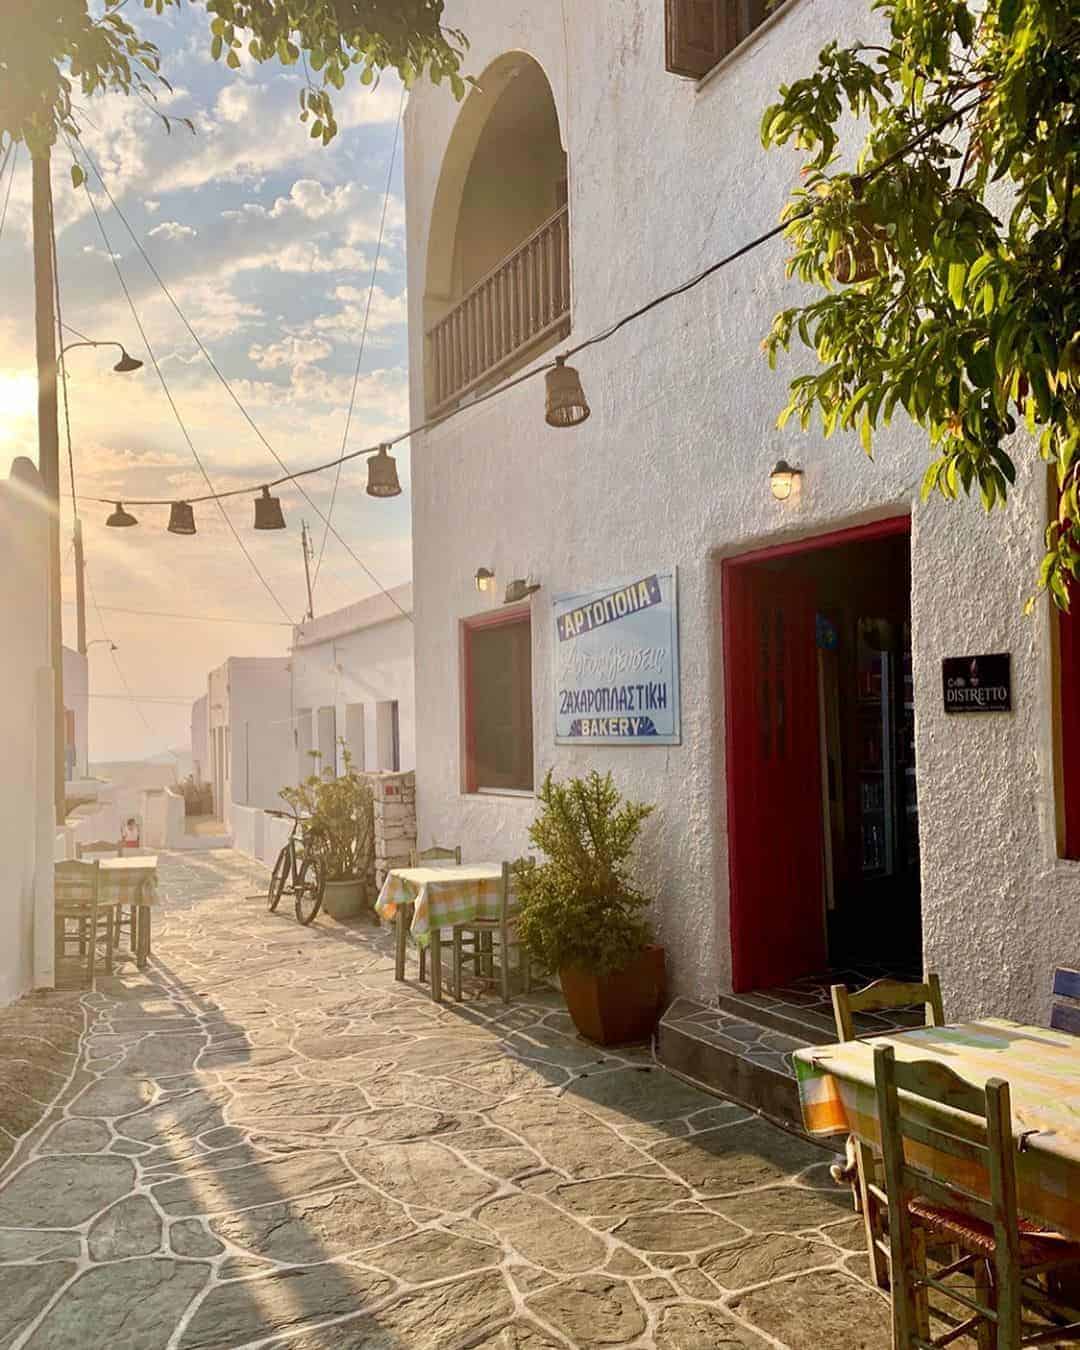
xmin=1050 ymin=967 xmax=1080 ymax=1036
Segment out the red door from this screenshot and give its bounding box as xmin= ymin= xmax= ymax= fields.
xmin=724 ymin=562 xmax=826 ymax=991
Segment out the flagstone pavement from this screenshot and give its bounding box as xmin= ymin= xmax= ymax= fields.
xmin=0 ymin=849 xmax=902 ymax=1350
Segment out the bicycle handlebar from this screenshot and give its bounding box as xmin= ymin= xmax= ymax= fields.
xmin=266 ymin=808 xmax=313 ymax=821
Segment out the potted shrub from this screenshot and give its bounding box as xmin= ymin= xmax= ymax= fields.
xmin=280 ymin=745 xmax=375 ymax=919
xmin=514 ymin=770 xmax=665 ymax=1045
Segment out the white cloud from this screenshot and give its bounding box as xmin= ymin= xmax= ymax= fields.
xmin=144 ymin=200 xmax=161 ymax=213
xmin=311 ymin=286 xmax=407 ymax=340
xmin=148 ymin=221 xmax=198 ymax=241
xmin=248 ymin=335 xmax=332 ymax=370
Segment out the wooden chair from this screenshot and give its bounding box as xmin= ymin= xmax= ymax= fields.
xmin=451 ymin=861 xmax=530 ymax=1005
xmin=76 ymin=840 xmax=136 ymax=953
xmin=408 ymin=844 xmax=461 ymax=984
xmin=1050 ymin=968 xmax=1080 ymax=1037
xmin=54 ymin=860 xmax=112 ymax=990
xmin=874 ymin=1044 xmax=1080 ymax=1349
xmin=831 ymin=974 xmax=947 ymax=1289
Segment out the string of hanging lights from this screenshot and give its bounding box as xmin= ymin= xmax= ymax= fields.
xmin=99 ymin=441 xmax=401 ymax=532
xmin=87 ymin=88 xmax=975 ymax=536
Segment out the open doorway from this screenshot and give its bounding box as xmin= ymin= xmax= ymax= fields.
xmin=723 ymin=517 xmax=919 ymax=992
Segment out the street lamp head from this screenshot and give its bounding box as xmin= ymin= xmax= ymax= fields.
xmin=59 ymin=337 xmax=143 ymax=373
xmin=113 ymin=348 xmax=143 ymax=374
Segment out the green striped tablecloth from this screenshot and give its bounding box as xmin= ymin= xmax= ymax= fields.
xmin=375 ymin=863 xmax=513 ymax=947
xmin=794 ymin=1019 xmax=1080 ymax=1238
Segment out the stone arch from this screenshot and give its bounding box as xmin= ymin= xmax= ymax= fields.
xmin=422 ymin=51 xmax=568 ymax=410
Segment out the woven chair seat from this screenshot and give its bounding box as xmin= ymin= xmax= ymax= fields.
xmin=909 ymin=1198 xmax=1080 ymax=1266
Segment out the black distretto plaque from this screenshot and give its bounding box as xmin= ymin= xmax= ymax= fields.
xmin=942 ymin=653 xmax=1012 ymax=714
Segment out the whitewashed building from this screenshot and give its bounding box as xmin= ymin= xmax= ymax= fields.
xmin=206 ymin=656 xmax=293 ymax=831
xmin=198 ymin=587 xmax=415 ymax=860
xmin=290 ymin=582 xmax=415 ymax=782
xmin=61 ymin=645 xmax=88 ymax=781
xmin=190 ymin=695 xmax=209 ymax=786
xmin=403 ymin=0 xmax=1080 ymax=1114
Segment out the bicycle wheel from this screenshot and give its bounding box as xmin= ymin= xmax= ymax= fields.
xmin=293 ymin=854 xmax=325 ymax=925
xmin=267 ymin=847 xmax=289 ymax=912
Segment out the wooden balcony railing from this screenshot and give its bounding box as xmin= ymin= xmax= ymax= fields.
xmin=427 ymin=204 xmax=570 ymax=415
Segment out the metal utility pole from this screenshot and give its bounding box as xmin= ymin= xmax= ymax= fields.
xmin=301 ymin=521 xmax=315 ymax=622
xmin=31 ymin=147 xmax=66 ymax=822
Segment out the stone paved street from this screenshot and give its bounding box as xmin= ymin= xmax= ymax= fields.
xmin=0 ymin=849 xmax=900 ymax=1349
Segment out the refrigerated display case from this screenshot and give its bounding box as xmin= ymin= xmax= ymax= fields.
xmin=854 ymin=619 xmax=918 ymax=879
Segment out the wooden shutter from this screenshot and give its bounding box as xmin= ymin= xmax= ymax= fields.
xmin=665 ymin=0 xmax=723 ymax=78
xmin=666 ymin=0 xmax=773 ymax=78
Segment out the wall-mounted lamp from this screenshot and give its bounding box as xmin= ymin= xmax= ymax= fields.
xmin=504 ymin=578 xmax=541 ymax=604
xmin=475 ymin=567 xmax=495 ymax=594
xmin=769 ymin=460 xmax=802 ymax=502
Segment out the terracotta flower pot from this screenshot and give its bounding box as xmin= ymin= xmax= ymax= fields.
xmin=559 ymin=945 xmax=666 ymax=1046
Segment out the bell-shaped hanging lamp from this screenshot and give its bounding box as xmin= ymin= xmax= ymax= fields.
xmin=253 ymin=485 xmax=286 ymax=530
xmin=106 ymin=502 xmax=138 ymax=527
xmin=545 ymin=356 xmax=590 ymax=428
xmin=366 ymin=444 xmax=401 ymax=498
xmin=167 ymin=501 xmax=196 ymax=535
xmin=113 ymin=348 xmax=144 ymax=373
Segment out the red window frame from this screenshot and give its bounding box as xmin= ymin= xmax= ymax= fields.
xmin=1060 ymin=599 xmax=1080 ymax=858
xmin=462 ymin=605 xmax=534 ymax=794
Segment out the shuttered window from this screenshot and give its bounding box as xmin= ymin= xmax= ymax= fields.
xmin=665 ymin=0 xmax=772 ymax=79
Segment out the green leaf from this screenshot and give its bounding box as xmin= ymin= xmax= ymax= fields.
xmin=948 ymin=261 xmax=966 ymax=308
xmin=70 ymin=163 xmax=85 ymax=188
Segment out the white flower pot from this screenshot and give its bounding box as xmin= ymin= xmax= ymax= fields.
xmin=322 ymin=878 xmax=369 ymax=919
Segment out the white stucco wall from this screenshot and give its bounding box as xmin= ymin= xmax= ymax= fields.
xmin=403 ymin=0 xmax=1079 ymax=1021
xmin=62 ymin=645 xmax=88 ymax=779
xmin=190 ymin=695 xmax=209 ymax=785
xmin=207 ymin=657 xmax=293 ymax=825
xmin=0 ymin=459 xmax=56 ymax=1004
xmin=290 ymin=584 xmax=415 ymax=783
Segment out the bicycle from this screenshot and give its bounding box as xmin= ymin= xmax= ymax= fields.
xmin=266 ymin=808 xmax=326 ymax=925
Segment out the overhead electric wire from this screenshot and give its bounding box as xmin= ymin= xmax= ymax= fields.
xmin=0 ymin=141 xmax=17 ymax=245
xmin=50 ymin=182 xmax=79 ymax=519
xmin=87 ymin=692 xmax=200 ymax=705
xmin=71 ymin=142 xmax=297 ymax=626
xmin=72 ymin=89 xmax=988 ymax=546
xmin=85 ymin=567 xmax=162 ymax=743
xmin=61 ymin=600 xmax=293 ymax=626
xmin=73 ymin=137 xmax=410 ymax=625
xmin=312 ymin=83 xmax=405 ymax=595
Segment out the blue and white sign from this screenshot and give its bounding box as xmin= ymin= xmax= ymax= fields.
xmin=554 ymin=569 xmax=681 ymax=745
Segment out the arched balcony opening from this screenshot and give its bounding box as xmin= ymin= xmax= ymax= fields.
xmin=424 ymin=54 xmax=569 ymax=417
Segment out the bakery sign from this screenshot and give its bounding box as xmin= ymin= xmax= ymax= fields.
xmin=942 ymin=653 xmax=1012 ymax=714
xmin=554 ymin=569 xmax=681 ymax=745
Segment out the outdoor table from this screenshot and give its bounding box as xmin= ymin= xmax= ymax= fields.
xmin=794 ymin=1019 xmax=1080 ymax=1240
xmin=375 ymin=862 xmax=512 ymax=1003
xmin=98 ymin=855 xmax=159 ymax=971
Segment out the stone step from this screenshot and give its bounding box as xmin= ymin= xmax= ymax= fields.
xmin=655 ymin=997 xmax=809 ymax=1134
xmin=715 ymin=990 xmax=840 ymax=1046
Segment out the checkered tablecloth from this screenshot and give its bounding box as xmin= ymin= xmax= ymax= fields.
xmin=375 ymin=863 xmax=514 ymax=947
xmin=98 ymin=857 xmax=159 ymax=907
xmin=794 ymin=1019 xmax=1080 ymax=1238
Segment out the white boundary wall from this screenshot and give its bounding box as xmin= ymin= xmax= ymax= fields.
xmin=0 ymin=459 xmax=56 ymax=1003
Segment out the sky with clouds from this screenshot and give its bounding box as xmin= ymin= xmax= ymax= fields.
xmin=0 ymin=5 xmax=413 ymax=763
